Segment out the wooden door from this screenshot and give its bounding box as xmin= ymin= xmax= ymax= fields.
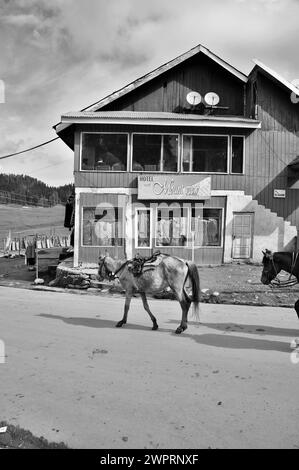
xmin=232 ymin=213 xmax=253 ymax=259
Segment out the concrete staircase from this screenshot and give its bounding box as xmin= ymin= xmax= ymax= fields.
xmin=221 ymin=191 xmax=297 ymax=262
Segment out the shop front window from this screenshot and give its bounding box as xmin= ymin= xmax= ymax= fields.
xmin=156 ymin=207 xmax=188 ymax=247
xmin=132 ymin=134 xmax=178 ymax=172
xmin=191 ymin=208 xmax=222 ymax=246
xmin=183 ymin=135 xmax=228 ymax=173
xmin=136 ymin=209 xmax=151 ymax=248
xmin=81 ymin=133 xmax=128 ymax=171
xmin=82 ymin=207 xmax=123 ymax=246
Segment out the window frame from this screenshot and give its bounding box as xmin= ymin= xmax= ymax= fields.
xmin=135 ymin=207 xmax=153 ymax=249
xmin=230 ymin=135 xmax=245 ymax=175
xmin=80 ymin=131 xmax=130 ymax=172
xmin=131 ymin=132 xmax=180 ymax=173
xmin=181 ymin=134 xmax=230 ymax=174
xmin=81 ymin=206 xmax=124 ymax=247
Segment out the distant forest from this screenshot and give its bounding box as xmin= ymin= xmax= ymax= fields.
xmin=0 ymin=174 xmax=74 ymax=207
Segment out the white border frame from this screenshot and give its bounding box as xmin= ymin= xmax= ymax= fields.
xmin=79 ymin=131 xmax=130 ymax=172
xmin=135 ymin=207 xmax=153 ymax=249
xmin=181 ymin=134 xmax=230 ymax=174
xmin=131 ymin=132 xmax=180 ymax=173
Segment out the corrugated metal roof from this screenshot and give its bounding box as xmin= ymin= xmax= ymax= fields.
xmin=61 ymin=110 xmax=258 ymax=123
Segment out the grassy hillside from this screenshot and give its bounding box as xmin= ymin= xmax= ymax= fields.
xmin=0 ymin=204 xmax=70 ymax=238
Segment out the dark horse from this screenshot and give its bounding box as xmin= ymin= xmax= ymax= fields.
xmin=98 ymin=252 xmax=201 ymax=334
xmin=261 ymin=249 xmax=299 ymax=318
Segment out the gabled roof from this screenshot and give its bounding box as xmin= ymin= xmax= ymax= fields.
xmin=83 ymin=44 xmax=248 ymax=112
xmin=251 ymin=59 xmax=299 ymax=97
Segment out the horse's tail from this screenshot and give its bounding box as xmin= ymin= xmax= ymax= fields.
xmin=186 ymin=262 xmax=201 ymax=322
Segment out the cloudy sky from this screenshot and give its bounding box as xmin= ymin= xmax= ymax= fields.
xmin=0 ymin=0 xmax=298 ymax=186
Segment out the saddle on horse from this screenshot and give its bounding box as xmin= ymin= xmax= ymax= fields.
xmin=128 ymin=251 xmax=162 ymax=277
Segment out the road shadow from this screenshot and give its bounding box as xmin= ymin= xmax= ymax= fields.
xmin=38 ymin=313 xmax=174 ymax=333
xmin=182 ymin=333 xmax=291 ymax=353
xmin=38 ymin=314 xmax=292 ymax=353
xmin=201 ymin=322 xmax=299 ymax=337
xmin=168 ymin=321 xmax=299 ymax=338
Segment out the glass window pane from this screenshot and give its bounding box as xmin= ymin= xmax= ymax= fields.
xmin=81 ymin=134 xmax=127 ymax=171
xmin=191 ymin=208 xmax=221 ymax=246
xmin=182 ymin=135 xmax=192 ymax=171
xmin=132 ymin=134 xmax=178 ymax=172
xmin=136 ymin=210 xmax=151 ymax=247
xmin=156 ymin=207 xmax=188 ymax=247
xmin=163 ymin=135 xmax=178 ymax=171
xmin=133 ymin=135 xmax=161 ymax=171
xmin=231 ymin=136 xmax=244 ymax=173
xmin=82 ymin=207 xmax=123 ymax=246
xmin=191 ymin=136 xmax=228 ymax=173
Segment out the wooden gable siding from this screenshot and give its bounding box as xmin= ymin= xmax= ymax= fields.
xmin=101 ymin=54 xmax=245 ymax=116
xmin=256 ymin=74 xmax=299 ymax=132
xmin=243 ymin=72 xmax=299 ymax=229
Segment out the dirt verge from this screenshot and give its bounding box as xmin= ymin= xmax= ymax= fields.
xmin=0 ymin=422 xmax=68 ymax=449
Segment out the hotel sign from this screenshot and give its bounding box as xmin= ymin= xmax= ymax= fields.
xmin=138 ymin=175 xmax=211 ymax=200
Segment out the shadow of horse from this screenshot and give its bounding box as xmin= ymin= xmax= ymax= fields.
xmin=38 ymin=313 xmax=174 ymax=334
xmin=39 ymin=314 xmax=292 ymax=353
xmin=183 ymin=333 xmax=291 ymax=353
xmin=168 ymin=320 xmax=299 ymax=337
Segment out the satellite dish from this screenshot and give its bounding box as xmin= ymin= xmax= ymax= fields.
xmin=186 ymin=91 xmax=201 ymax=106
xmin=204 ymin=92 xmax=220 ymax=106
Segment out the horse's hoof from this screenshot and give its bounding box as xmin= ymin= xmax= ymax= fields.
xmin=175 ymin=326 xmax=186 ymax=334
xmin=116 ymin=321 xmax=124 ymax=328
xmin=152 ymin=324 xmax=159 ymax=331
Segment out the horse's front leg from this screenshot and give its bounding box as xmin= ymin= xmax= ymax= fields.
xmin=176 ymin=293 xmax=191 ymax=334
xmin=295 ymin=299 xmax=299 ymax=320
xmin=116 ymin=292 xmax=132 ymax=328
xmin=140 ymin=292 xmax=158 ymax=330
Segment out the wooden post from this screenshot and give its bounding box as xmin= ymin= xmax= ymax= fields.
xmin=35 ymin=248 xmax=39 ymax=280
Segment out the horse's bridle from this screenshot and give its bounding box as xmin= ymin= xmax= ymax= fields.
xmin=98 ymin=257 xmax=128 ymax=281
xmin=98 ymin=257 xmax=115 ymax=281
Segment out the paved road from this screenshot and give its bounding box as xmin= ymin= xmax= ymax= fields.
xmin=0 ymin=286 xmax=299 ymax=449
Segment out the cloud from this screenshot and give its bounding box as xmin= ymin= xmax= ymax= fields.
xmin=0 ymin=0 xmax=298 ymax=185
xmin=0 ymin=13 xmax=40 ymax=26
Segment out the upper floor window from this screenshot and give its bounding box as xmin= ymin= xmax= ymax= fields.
xmin=132 ymin=134 xmax=179 ymax=172
xmin=231 ymin=136 xmax=244 ymax=174
xmin=81 ymin=133 xmax=128 ymax=171
xmin=182 ymin=135 xmax=228 ymax=173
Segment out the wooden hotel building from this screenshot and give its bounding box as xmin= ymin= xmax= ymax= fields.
xmin=54 ymin=44 xmax=299 ymax=267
